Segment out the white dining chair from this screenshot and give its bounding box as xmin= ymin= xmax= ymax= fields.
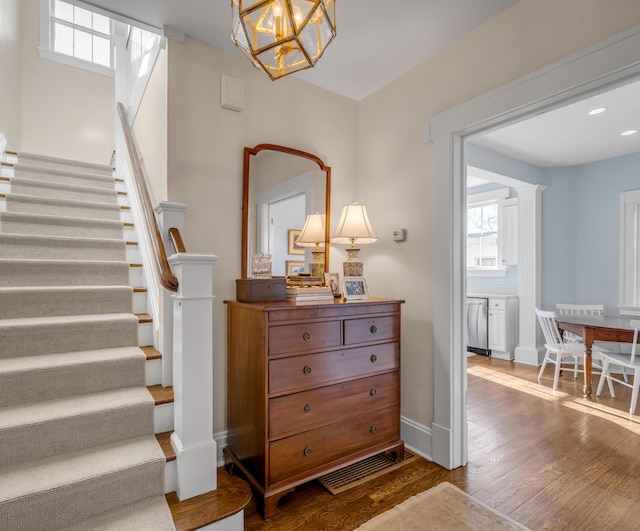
xmin=536 ymin=308 xmax=614 ymax=394
xmin=596 ymin=320 xmax=640 ymax=415
xmin=555 ymin=303 xmax=604 ymax=343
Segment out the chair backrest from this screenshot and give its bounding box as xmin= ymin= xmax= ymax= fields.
xmin=630 ymin=319 xmax=640 ymax=363
xmin=536 ymin=308 xmax=565 ymax=351
xmin=556 ymin=303 xmax=604 ymax=316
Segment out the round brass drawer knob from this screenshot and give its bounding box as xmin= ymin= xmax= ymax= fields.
xmin=303 ymin=365 xmax=312 ymax=375
xmin=370 ymin=325 xmax=378 ymax=334
xmin=370 ymin=354 xmax=378 ymax=363
xmin=304 ymin=447 xmax=312 ymax=456
xmin=370 ymin=388 xmax=377 ymax=397
xmin=370 ymin=425 xmax=377 ymax=434
xmin=304 ymin=404 xmax=311 ymax=413
xmin=302 ymin=331 xmax=312 ymax=342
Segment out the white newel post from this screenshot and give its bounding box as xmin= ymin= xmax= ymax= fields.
xmin=155 ymin=202 xmax=188 ymax=387
xmin=168 ymin=253 xmax=219 ymax=500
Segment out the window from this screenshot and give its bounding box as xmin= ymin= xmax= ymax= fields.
xmin=467 ymin=202 xmax=498 ymax=269
xmin=467 ymin=188 xmax=512 ymax=277
xmin=39 ymin=0 xmax=114 ymax=76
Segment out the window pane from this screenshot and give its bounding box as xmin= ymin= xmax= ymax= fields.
xmin=74 ymin=6 xmax=92 ymax=29
xmin=93 ymin=13 xmax=110 ymax=35
xmin=54 ymin=1 xmax=73 ymax=23
xmin=53 ymin=22 xmax=73 ymax=56
xmin=74 ymin=29 xmax=92 ymax=61
xmin=93 ymin=35 xmax=111 ymax=66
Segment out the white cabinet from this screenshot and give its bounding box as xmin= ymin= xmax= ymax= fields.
xmin=488 ymin=297 xmax=518 ymax=360
xmin=499 ymin=199 xmax=518 ymax=266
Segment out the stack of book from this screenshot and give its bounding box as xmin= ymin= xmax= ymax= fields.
xmin=286 ymin=286 xmax=333 ymax=302
xmin=287 ymin=275 xmax=324 ymax=287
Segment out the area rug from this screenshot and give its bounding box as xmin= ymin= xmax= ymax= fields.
xmin=355 ymin=482 xmax=530 ymax=530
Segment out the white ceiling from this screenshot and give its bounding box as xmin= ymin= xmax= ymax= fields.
xmin=80 ymin=0 xmax=640 ymax=167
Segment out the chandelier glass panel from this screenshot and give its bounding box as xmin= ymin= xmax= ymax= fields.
xmin=231 ymin=0 xmax=336 ymax=80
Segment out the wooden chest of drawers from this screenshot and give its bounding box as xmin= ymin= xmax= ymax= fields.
xmin=224 ymin=298 xmax=404 ymax=518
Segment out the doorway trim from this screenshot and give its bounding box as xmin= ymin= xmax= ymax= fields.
xmin=427 ymin=24 xmax=640 ymax=469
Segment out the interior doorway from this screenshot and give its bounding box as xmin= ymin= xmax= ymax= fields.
xmin=427 ymin=25 xmax=640 ymax=470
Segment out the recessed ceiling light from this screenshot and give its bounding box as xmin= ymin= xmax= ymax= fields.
xmin=621 ymin=129 xmax=638 ymax=136
xmin=588 ymin=107 xmax=606 ymax=115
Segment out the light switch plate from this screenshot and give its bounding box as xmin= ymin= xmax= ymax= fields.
xmin=393 ymin=228 xmax=406 ymax=241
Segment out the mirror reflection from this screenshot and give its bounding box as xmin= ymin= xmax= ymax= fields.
xmin=242 ymin=144 xmax=331 ymax=279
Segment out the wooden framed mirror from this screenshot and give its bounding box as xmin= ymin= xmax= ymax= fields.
xmin=241 ymin=144 xmax=331 ymax=279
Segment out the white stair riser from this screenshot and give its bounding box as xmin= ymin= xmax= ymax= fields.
xmin=133 ymin=290 xmax=147 ymax=314
xmin=154 ymin=402 xmax=174 ymax=433
xmin=165 ymin=460 xmax=177 ymax=494
xmin=146 ymin=358 xmax=162 ymax=386
xmin=120 ymin=209 xmax=134 ymax=224
xmin=138 ymin=321 xmax=153 ymax=347
xmin=130 ymin=267 xmax=144 ymax=286
xmin=126 ymin=244 xmax=141 ymax=263
xmin=124 ymin=225 xmax=137 ymax=241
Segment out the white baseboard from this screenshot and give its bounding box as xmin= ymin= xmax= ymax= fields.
xmin=400 ymin=415 xmax=432 ymax=461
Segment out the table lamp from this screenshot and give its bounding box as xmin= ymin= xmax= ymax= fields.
xmin=295 ymin=213 xmax=326 ymax=277
xmin=330 ymin=202 xmax=377 ymax=276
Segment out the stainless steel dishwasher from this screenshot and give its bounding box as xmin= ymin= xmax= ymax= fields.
xmin=467 ymin=297 xmax=489 ymax=355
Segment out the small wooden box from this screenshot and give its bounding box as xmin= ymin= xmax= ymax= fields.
xmin=235 ymin=278 xmax=287 ymax=302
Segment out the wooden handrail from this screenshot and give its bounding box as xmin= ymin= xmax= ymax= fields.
xmin=117 ymin=102 xmax=178 ymax=292
xmin=169 ymin=227 xmax=186 ymax=253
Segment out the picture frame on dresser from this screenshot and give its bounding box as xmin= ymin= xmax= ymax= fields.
xmin=342 ymin=276 xmax=368 ymax=300
xmin=324 ymin=272 xmax=342 ymax=297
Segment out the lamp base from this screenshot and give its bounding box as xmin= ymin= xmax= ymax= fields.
xmin=343 ymin=261 xmax=363 ymax=277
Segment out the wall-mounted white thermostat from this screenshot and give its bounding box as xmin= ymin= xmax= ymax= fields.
xmin=393 ymin=228 xmax=406 ymax=241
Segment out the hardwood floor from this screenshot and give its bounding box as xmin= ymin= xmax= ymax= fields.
xmin=241 ymin=355 xmax=640 ymax=530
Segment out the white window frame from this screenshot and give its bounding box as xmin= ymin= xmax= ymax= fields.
xmin=39 ymin=0 xmax=115 ymax=78
xmin=466 ymin=187 xmax=510 ymax=277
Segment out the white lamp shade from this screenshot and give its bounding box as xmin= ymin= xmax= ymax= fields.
xmin=330 ymin=203 xmax=377 ymax=246
xmin=295 ymin=213 xmax=326 ymax=248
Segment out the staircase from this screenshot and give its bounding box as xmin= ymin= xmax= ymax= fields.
xmin=0 ymin=152 xmax=176 ymax=529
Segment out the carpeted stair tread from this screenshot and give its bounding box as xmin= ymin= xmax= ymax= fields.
xmin=0 ymin=346 xmax=145 ymax=406
xmin=16 ymin=151 xmax=114 ymax=175
xmin=2 ymin=193 xmax=122 ymax=220
xmin=0 ymin=233 xmax=127 ymax=261
xmin=0 ymin=436 xmax=166 ymax=530
xmin=0 ymin=387 xmax=155 ymax=468
xmin=9 ymin=176 xmax=118 ymax=203
xmin=0 ymin=211 xmax=126 ymax=239
xmin=14 ymin=163 xmax=116 ymax=189
xmin=0 ymin=313 xmax=139 ymax=357
xmin=0 ymin=259 xmax=131 ymax=286
xmin=0 ymin=285 xmax=133 ymax=318
xmin=65 ymin=495 xmax=176 ymax=531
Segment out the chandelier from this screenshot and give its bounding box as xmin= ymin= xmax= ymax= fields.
xmin=231 ymin=0 xmax=336 ymax=80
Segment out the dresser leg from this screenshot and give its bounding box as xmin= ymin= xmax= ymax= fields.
xmin=262 ymin=488 xmax=295 ymax=519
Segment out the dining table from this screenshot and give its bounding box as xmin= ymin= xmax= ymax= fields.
xmin=556 ymin=315 xmax=636 ymax=399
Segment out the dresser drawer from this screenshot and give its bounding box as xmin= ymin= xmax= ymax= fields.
xmin=269 ymin=372 xmax=399 ymax=439
xmin=344 ymin=315 xmax=399 ymax=345
xmin=268 ymin=320 xmax=341 ymax=355
xmin=269 ymin=406 xmax=399 ymax=485
xmin=269 ymin=342 xmax=399 ymax=395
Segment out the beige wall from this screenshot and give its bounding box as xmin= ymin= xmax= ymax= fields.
xmin=358 ymin=0 xmax=640 ymax=429
xmin=166 ymin=38 xmax=359 ymax=432
xmin=0 ymin=0 xmax=22 ymax=148
xmin=20 ymin=0 xmax=114 ymax=164
xmin=132 ymin=47 xmax=168 ymax=206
